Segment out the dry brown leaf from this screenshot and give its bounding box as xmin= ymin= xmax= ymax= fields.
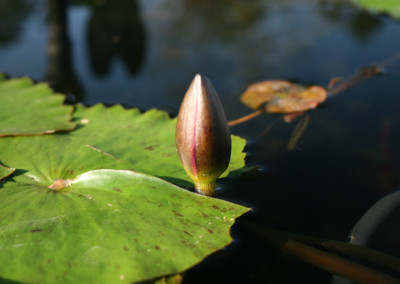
xmin=241 ymin=80 xmax=327 ymax=114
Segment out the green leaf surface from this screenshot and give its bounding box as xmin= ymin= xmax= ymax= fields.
xmin=0 ymin=103 xmax=249 ymax=283
xmin=0 ymin=75 xmax=75 ymax=136
xmin=0 ymin=164 xmax=15 ymax=180
xmin=0 ymin=103 xmax=246 ymax=187
xmin=354 ymin=0 xmax=400 ymax=20
xmin=0 ymin=170 xmax=249 ymax=283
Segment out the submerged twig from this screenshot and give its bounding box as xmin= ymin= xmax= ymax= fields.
xmin=262 ymin=227 xmax=400 ymax=274
xmin=282 ymin=240 xmax=400 ymax=284
xmin=322 ymin=240 xmax=400 ymax=274
xmin=257 ymin=116 xmax=283 ymax=139
xmin=327 ymin=66 xmax=382 ymax=97
xmin=287 ymin=114 xmax=310 ymax=151
xmin=241 ymin=220 xmax=400 ymax=284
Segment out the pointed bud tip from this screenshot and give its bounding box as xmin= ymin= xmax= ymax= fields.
xmin=188 ymin=74 xmax=218 ymax=102
xmin=192 ymin=73 xmax=211 ymax=88
xmin=194 ymin=73 xmax=204 ymax=81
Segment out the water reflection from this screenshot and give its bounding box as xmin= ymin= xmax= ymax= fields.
xmin=45 ymin=0 xmax=84 ymax=101
xmin=319 ymin=2 xmax=382 ymax=41
xmin=86 ymin=0 xmax=146 ymax=76
xmin=0 ymin=0 xmax=33 ymax=44
xmin=45 ymin=0 xmax=146 ymax=101
xmin=181 ymin=0 xmax=264 ymax=40
xmin=349 ymin=11 xmax=382 ymax=40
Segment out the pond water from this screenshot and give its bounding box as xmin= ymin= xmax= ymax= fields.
xmin=1 ymin=0 xmax=400 ymax=283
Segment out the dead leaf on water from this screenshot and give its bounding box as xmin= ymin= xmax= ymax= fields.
xmin=241 ymin=80 xmax=327 ymax=113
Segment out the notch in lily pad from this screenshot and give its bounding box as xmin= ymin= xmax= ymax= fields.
xmin=175 ymin=74 xmax=231 ymax=196
xmin=0 ymin=164 xmax=15 ymax=180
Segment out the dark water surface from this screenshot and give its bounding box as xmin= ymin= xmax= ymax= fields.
xmin=1 ymin=0 xmax=400 ymax=283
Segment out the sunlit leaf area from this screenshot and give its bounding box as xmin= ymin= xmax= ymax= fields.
xmin=1 ymin=0 xmax=400 ymax=283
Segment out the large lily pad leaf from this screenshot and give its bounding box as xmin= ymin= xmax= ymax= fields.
xmin=354 ymin=0 xmax=400 ymax=20
xmin=0 ymin=74 xmax=75 ymax=136
xmin=241 ymin=80 xmax=326 ymax=113
xmin=0 ymin=103 xmax=249 ymax=283
xmin=0 ymin=169 xmax=249 ymax=283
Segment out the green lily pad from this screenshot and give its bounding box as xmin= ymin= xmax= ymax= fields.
xmin=353 ymin=0 xmax=400 ymax=20
xmin=0 ymin=164 xmax=15 ymax=180
xmin=0 ymin=103 xmax=249 ymax=283
xmin=0 ymin=169 xmax=249 ymax=283
xmin=0 ymin=74 xmax=75 ymax=136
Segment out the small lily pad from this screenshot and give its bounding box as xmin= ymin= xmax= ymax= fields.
xmin=0 ymin=74 xmax=75 ymax=136
xmin=241 ymin=80 xmax=327 ymax=113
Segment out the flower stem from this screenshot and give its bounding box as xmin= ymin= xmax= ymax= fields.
xmin=228 ymin=109 xmax=264 ymax=126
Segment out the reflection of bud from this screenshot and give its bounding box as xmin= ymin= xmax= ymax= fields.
xmin=176 ymin=74 xmax=231 ymax=196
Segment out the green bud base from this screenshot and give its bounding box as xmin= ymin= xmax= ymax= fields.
xmin=195 ymin=181 xmax=216 ymax=196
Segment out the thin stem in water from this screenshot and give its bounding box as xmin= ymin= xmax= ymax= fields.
xmin=228 ymin=109 xmax=263 ymax=126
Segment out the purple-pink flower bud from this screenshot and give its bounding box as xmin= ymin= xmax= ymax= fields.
xmin=175 ymin=74 xmax=231 ymax=196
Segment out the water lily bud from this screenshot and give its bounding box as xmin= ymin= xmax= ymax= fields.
xmin=176 ymin=74 xmax=231 ymax=196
